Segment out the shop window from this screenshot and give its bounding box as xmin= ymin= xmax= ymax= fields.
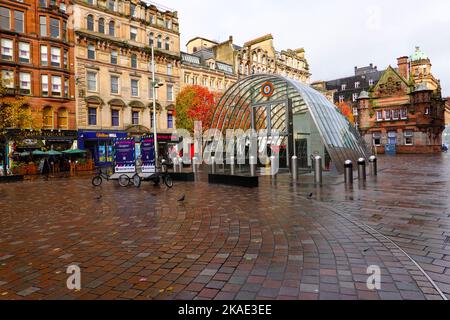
xmin=57 ymin=108 xmax=68 ymax=129
xmin=132 ymin=111 xmax=139 ymax=125
xmin=404 ymin=130 xmax=414 ymax=146
xmin=1 ymin=70 xmax=14 ymax=88
xmin=43 ymin=106 xmax=53 ymax=128
xmin=41 ymin=75 xmax=48 ymax=96
xmin=51 ymin=75 xmax=61 ymax=96
xmin=373 ymin=132 xmax=381 ymax=146
xmin=0 ymin=7 xmax=10 ymax=30
xmin=1 ymin=38 xmax=13 ymax=61
xmin=167 ymin=113 xmax=173 ymax=129
xmin=19 ymin=72 xmax=31 ymax=95
xmin=88 ymin=107 xmax=97 ymax=126
xmin=111 ymin=109 xmax=119 ymax=127
xmin=40 ymin=45 xmax=48 ymax=65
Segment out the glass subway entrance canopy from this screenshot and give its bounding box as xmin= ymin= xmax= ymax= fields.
xmin=210 ymin=74 xmax=370 ymax=174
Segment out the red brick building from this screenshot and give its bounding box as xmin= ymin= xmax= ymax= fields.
xmin=357 ymin=47 xmax=445 ymax=154
xmin=0 ymin=0 xmax=76 ymax=151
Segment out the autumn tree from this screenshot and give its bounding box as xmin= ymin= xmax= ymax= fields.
xmin=175 ymin=85 xmax=219 ymax=134
xmin=0 ymin=82 xmax=32 ymax=176
xmin=335 ymin=101 xmax=355 ymax=124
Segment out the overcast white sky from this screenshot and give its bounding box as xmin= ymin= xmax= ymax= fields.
xmin=155 ymin=0 xmax=450 ymax=96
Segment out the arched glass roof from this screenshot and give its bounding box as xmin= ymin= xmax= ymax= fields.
xmin=210 ymin=74 xmax=371 ymax=173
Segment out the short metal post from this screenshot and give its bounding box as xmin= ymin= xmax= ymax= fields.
xmin=177 ymin=157 xmax=183 ymax=173
xmin=250 ymin=156 xmax=256 ymax=177
xmin=230 ymin=156 xmax=235 ymax=175
xmin=270 ymin=156 xmax=277 ymax=176
xmin=358 ymin=158 xmax=366 ymax=181
xmin=211 ymin=156 xmax=216 ymax=174
xmin=369 ymin=155 xmax=378 ymax=176
xmin=291 ymin=156 xmax=298 ymax=181
xmin=344 ymin=160 xmax=353 ymax=185
xmin=172 ymin=157 xmax=178 ymax=172
xmin=314 ymin=156 xmax=323 ymax=185
xmin=192 ymin=157 xmax=197 ymax=173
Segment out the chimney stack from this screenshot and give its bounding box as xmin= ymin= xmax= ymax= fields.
xmin=397 ymin=56 xmax=409 ymax=79
xmin=229 ymin=35 xmax=233 ymax=43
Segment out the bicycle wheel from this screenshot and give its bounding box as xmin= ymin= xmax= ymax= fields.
xmin=164 ymin=174 xmax=173 ymax=188
xmin=118 ymin=175 xmax=130 ymax=187
xmin=92 ymin=175 xmax=103 ymax=187
xmin=133 ymin=174 xmax=141 ymax=188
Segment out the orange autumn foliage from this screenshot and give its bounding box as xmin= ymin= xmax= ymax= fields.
xmin=336 ymin=102 xmax=355 ymax=124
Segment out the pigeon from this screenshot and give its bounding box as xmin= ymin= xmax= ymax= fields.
xmin=177 ymin=194 xmax=185 ymax=202
xmin=307 ymin=193 xmax=313 ymax=199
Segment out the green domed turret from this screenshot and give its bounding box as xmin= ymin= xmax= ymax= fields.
xmin=409 ymin=46 xmax=428 ymax=62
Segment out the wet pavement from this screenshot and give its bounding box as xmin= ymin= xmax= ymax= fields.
xmin=0 ymin=154 xmax=449 ymax=300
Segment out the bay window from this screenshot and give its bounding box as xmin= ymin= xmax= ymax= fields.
xmin=51 ymin=47 xmax=61 ymax=67
xmin=51 ymin=75 xmax=61 ymax=96
xmin=0 ymin=7 xmax=10 ymax=30
xmin=1 ymin=38 xmax=13 ymax=61
xmin=50 ymin=18 xmax=60 ymax=39
xmin=19 ymin=72 xmax=31 ymax=95
xmin=14 ymin=11 xmax=24 ymax=33
xmin=40 ymin=16 xmax=47 ymax=36
xmin=130 ymin=27 xmax=137 ymax=41
xmin=41 ymin=75 xmax=48 ymax=96
xmin=18 ymin=42 xmax=30 ymax=63
xmin=40 ymin=45 xmax=48 ymax=65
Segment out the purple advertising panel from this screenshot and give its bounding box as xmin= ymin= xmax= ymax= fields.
xmin=114 ymin=138 xmax=136 ymax=173
xmin=141 ymin=135 xmax=156 ymax=173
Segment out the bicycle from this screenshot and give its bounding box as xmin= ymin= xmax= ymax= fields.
xmin=143 ymin=162 xmax=173 ymax=189
xmin=118 ymin=173 xmax=142 ymax=188
xmin=92 ymin=167 xmax=113 ymax=187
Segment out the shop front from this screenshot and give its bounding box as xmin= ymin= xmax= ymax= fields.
xmin=5 ymin=129 xmax=78 ymax=175
xmin=78 ymin=130 xmax=128 ymax=167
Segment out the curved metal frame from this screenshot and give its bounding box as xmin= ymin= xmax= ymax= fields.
xmin=210 ymin=74 xmax=370 ymax=173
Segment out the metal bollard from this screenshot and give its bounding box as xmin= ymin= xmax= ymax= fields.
xmin=192 ymin=157 xmax=198 ymax=173
xmin=172 ymin=157 xmax=178 ymax=172
xmin=178 ymin=157 xmax=183 ymax=173
xmin=369 ymin=155 xmax=378 ymax=176
xmin=291 ymin=156 xmax=298 ymax=181
xmin=314 ymin=156 xmax=323 ymax=185
xmin=250 ymin=156 xmax=256 ymax=177
xmin=230 ymin=156 xmax=235 ymax=175
xmin=358 ymin=158 xmax=366 ymax=181
xmin=344 ymin=160 xmax=353 ymax=185
xmin=211 ymin=156 xmax=216 ymax=174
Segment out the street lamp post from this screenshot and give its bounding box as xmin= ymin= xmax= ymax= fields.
xmin=151 ymin=46 xmax=163 ymax=168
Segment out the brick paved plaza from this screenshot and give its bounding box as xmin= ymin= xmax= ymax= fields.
xmin=1 ymin=154 xmax=450 ymax=300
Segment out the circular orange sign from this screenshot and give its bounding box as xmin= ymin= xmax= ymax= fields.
xmin=261 ymin=82 xmax=275 ymax=97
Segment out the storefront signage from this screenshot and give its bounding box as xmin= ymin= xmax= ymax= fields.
xmin=7 ymin=129 xmax=77 ymax=141
xmin=141 ymin=135 xmax=156 ymax=174
xmin=114 ymin=138 xmax=136 ymax=173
